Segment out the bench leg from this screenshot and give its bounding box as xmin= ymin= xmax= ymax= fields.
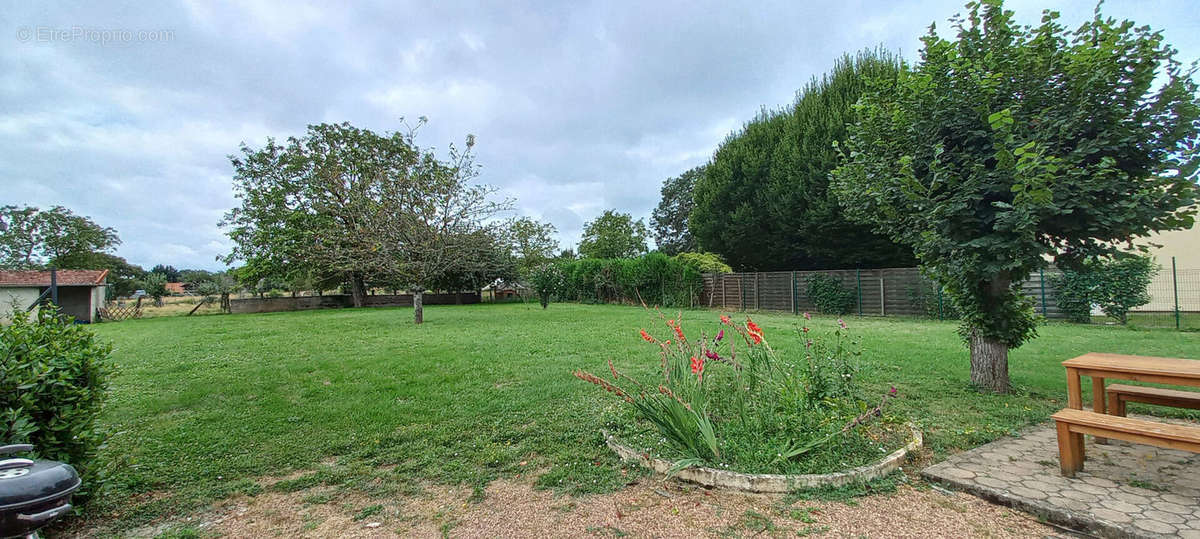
xmin=1093 ymin=377 xmax=1108 ymax=444
xmin=1056 ymin=421 xmax=1081 ymax=477
xmin=1112 ymin=395 xmax=1126 ymax=417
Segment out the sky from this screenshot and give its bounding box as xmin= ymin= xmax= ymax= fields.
xmin=2 ymin=1 xmax=1198 ymax=271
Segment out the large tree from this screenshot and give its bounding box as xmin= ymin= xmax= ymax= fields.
xmin=578 ymin=210 xmax=648 ymax=259
xmin=691 ymin=49 xmax=916 ymax=271
xmin=507 ymin=216 xmax=559 ymax=276
xmin=650 ymin=166 xmax=702 ymax=255
xmin=832 ymin=1 xmax=1199 ymax=392
xmin=0 ymin=205 xmax=119 ymax=269
xmin=367 ymin=133 xmax=512 ymax=324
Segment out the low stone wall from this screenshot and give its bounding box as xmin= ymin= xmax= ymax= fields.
xmin=229 ymin=292 xmax=480 ymax=314
xmin=603 ymin=425 xmax=922 ymax=493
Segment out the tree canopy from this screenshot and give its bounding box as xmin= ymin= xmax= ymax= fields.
xmin=691 ymin=49 xmax=916 ymax=271
xmin=578 ymin=210 xmax=648 ymax=259
xmin=831 ymin=0 xmax=1200 ymax=392
xmin=507 ymin=216 xmax=560 ymax=276
xmin=0 ymin=205 xmax=120 ymax=270
xmin=651 ymin=166 xmax=702 ymax=256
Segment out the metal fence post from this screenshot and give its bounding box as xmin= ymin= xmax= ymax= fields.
xmin=1039 ymin=268 xmax=1047 ymax=316
xmin=791 ymin=271 xmax=797 ymax=315
xmin=856 ymin=268 xmax=862 ymax=317
xmin=1173 ymin=256 xmax=1180 ymax=331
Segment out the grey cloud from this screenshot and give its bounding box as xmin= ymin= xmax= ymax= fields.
xmin=1 ymin=0 xmax=1196 ymax=269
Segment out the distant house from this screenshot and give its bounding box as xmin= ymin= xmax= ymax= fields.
xmin=165 ymin=282 xmax=186 ymax=295
xmin=0 ymin=269 xmax=109 ymax=324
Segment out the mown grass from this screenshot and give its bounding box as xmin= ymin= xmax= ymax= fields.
xmin=81 ymin=302 xmax=1198 ymax=531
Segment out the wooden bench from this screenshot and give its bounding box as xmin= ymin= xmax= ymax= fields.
xmin=1051 ymin=408 xmax=1200 ymax=477
xmin=1105 ymin=383 xmax=1200 ymax=417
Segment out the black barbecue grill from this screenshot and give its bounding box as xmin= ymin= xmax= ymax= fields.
xmin=0 ymin=444 xmax=80 ymax=539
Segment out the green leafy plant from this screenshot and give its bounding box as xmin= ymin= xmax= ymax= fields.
xmin=575 ymin=313 xmax=896 ymax=473
xmin=806 ymin=274 xmax=856 ymax=315
xmin=528 ymin=263 xmax=564 ymax=309
xmin=555 ymin=253 xmax=701 ymax=307
xmin=0 ymin=306 xmax=113 ymax=502
xmin=1052 ymin=256 xmax=1157 ymax=324
xmin=671 ymin=252 xmax=733 ymax=274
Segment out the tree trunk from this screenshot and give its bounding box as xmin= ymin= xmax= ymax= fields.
xmin=969 ymin=331 xmax=1010 ymax=393
xmin=413 ymin=290 xmax=424 ymax=324
xmin=349 ymin=274 xmax=366 ymax=307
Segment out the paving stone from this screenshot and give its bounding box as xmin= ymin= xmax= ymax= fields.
xmin=1161 ymin=493 xmax=1196 ymax=505
xmin=1060 ymin=489 xmax=1100 ymax=503
xmin=1073 ymin=482 xmax=1108 ymax=495
xmin=976 ymin=477 xmax=1010 ymax=489
xmin=1156 ymin=501 xmax=1193 ymax=515
xmin=1112 ymin=490 xmax=1153 ymax=505
xmin=988 ymin=470 xmax=1025 ymax=483
xmin=1144 ymin=510 xmax=1187 ymax=525
xmin=1046 ymin=497 xmax=1089 ymax=512
xmin=1134 ymin=518 xmax=1178 ymax=534
xmin=1091 ymin=508 xmax=1134 ymax=524
xmin=1179 ymin=530 xmax=1200 ymax=539
xmin=940 ymin=467 xmax=976 ymax=480
xmin=1007 ymin=486 xmax=1049 ymax=501
xmin=1100 ymin=499 xmax=1142 ymax=514
xmin=1080 ymin=476 xmax=1119 ymax=488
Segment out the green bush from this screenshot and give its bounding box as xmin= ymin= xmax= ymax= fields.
xmin=806 ymin=274 xmax=857 ymax=315
xmin=672 ymin=252 xmax=733 ymax=274
xmin=1 ymin=307 xmax=113 ymax=501
xmin=555 ymin=253 xmax=701 ymax=307
xmin=905 ymin=280 xmax=959 ymax=319
xmin=1052 ymin=256 xmax=1157 ymax=324
xmin=528 ymin=264 xmax=563 ymax=309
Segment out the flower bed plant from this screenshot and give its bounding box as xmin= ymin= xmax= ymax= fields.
xmin=575 ymin=313 xmax=907 ymax=476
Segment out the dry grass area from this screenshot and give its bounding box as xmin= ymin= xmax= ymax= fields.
xmin=111 ymin=295 xmax=226 ymax=318
xmin=127 ymin=472 xmax=1053 ymax=538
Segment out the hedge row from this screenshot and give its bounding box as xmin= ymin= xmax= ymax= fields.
xmin=554 ymin=253 xmax=702 ymax=307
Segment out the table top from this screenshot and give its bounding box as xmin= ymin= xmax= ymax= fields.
xmin=1063 ymin=353 xmax=1200 ymax=381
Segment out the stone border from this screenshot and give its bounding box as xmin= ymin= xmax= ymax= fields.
xmin=602 ymin=425 xmax=922 ymax=493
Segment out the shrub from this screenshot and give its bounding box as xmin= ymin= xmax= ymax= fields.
xmin=905 ymin=280 xmax=959 ymax=319
xmin=672 ymin=252 xmax=733 ymax=274
xmin=528 ymin=264 xmax=563 ymax=309
xmin=555 ymin=253 xmax=702 ymax=307
xmin=806 ymin=274 xmax=856 ymax=315
xmin=1051 ymin=256 xmax=1157 ymax=324
xmin=0 ymin=307 xmax=113 ymax=501
xmin=575 ymin=315 xmax=898 ymax=474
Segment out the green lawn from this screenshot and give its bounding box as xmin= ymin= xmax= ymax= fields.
xmin=83 ymin=302 xmax=1198 ymax=530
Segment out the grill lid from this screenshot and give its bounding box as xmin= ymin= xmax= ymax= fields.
xmin=0 ymin=460 xmax=81 ymax=512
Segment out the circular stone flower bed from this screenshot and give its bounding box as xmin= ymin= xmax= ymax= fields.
xmin=602 ymin=424 xmax=922 ymax=493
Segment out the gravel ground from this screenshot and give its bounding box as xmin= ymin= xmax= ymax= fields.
xmin=168 ymin=474 xmax=1059 ymax=538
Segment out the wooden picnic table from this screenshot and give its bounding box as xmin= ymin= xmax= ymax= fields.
xmin=1062 ymin=352 xmax=1200 ymax=414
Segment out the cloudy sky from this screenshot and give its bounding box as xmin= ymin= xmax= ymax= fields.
xmin=3 ymin=1 xmax=1198 ymax=271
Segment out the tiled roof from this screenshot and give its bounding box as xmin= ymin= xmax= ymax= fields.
xmin=0 ymin=269 xmax=109 ymax=287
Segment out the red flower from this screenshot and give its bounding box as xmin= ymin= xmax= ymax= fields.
xmin=673 ymin=324 xmax=685 ymax=342
xmin=640 ymin=329 xmax=654 ymax=342
xmin=690 ymin=355 xmax=704 ymax=377
xmin=746 ymin=318 xmax=764 ymax=344
xmin=704 ymin=349 xmax=720 ymax=361
xmin=802 ymin=326 xmax=809 ymax=333
xmin=720 ymin=315 xmax=731 ymax=325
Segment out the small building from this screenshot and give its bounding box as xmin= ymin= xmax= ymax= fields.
xmin=0 ymin=269 xmax=109 ymax=324
xmin=165 ymin=282 xmax=186 ymax=295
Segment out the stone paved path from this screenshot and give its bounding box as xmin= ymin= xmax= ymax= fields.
xmin=923 ymin=416 xmax=1200 ymax=538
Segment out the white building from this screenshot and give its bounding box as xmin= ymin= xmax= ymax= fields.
xmin=0 ymin=269 xmax=109 ymax=324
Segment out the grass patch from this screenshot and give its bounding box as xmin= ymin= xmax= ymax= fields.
xmin=783 ymin=473 xmax=902 ymax=505
xmin=83 ymin=302 xmax=1199 ymax=528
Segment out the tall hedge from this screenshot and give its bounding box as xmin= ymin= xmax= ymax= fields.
xmin=555 ymin=252 xmax=701 ymax=307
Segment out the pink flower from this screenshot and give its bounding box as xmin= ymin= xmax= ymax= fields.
xmin=704 ymin=349 xmax=720 ymax=361
xmin=803 ymin=312 xmax=811 ymax=320
xmin=889 ymin=386 xmax=898 ymax=396
xmin=805 ymin=339 xmax=813 ymax=349
xmin=837 ymin=318 xmax=847 ymax=329
xmin=715 ymin=329 xmax=724 ymax=342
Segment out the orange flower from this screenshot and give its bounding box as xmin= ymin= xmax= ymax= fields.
xmin=749 ymin=332 xmax=762 ymax=345
xmin=673 ymin=324 xmax=685 ymax=342
xmin=640 ymin=329 xmax=654 ymax=342
xmin=720 ymin=315 xmax=732 ymax=325
xmin=690 ymin=355 xmax=704 ymax=378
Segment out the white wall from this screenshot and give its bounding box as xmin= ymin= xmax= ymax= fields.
xmin=0 ymin=287 xmax=41 ymax=324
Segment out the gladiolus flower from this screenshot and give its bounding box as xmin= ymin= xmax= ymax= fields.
xmin=720 ymin=315 xmax=731 ymax=325
xmin=750 ymin=332 xmax=762 ymax=345
xmin=690 ymin=355 xmax=704 ymax=377
xmin=889 ymin=386 xmax=898 ymax=396
xmin=640 ymin=329 xmax=654 ymax=342
xmin=803 ymin=312 xmax=811 ymax=320
xmin=805 ymin=339 xmax=813 ymax=349
xmin=837 ymin=318 xmax=847 ymax=329
xmin=715 ymin=329 xmax=724 ymax=342
xmin=673 ymin=324 xmax=685 ymax=342
xmin=704 ymin=349 xmax=720 ymax=361
xmin=802 ymin=326 xmax=809 ymax=333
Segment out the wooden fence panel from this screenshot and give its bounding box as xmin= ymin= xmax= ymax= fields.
xmin=702 ymin=266 xmax=1066 ymax=319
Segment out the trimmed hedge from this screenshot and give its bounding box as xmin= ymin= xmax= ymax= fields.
xmin=555 ymin=252 xmax=702 ymax=307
